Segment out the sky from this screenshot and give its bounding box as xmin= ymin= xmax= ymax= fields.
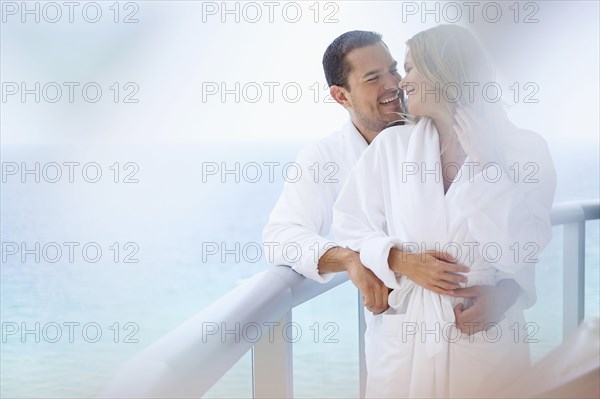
xmin=1 ymin=0 xmax=599 ymax=146
xmin=0 ymin=3 xmax=598 ymax=396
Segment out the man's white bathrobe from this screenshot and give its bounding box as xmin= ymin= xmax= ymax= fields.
xmin=263 ymin=119 xmax=368 ymax=282
xmin=332 ymin=117 xmax=556 ymax=398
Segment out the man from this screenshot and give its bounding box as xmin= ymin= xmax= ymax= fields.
xmin=263 ymin=31 xmax=527 ymax=332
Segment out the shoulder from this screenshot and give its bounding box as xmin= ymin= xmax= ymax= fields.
xmin=368 ymin=123 xmax=414 ymax=158
xmin=499 ymin=127 xmax=557 ymax=188
xmin=345 ymin=124 xmax=414 ymax=175
xmin=373 ymin=123 xmax=414 ymax=143
xmin=510 ymin=127 xmax=547 ymax=148
xmin=297 ymin=124 xmax=347 ymax=163
xmin=503 ymin=127 xmax=553 ymax=164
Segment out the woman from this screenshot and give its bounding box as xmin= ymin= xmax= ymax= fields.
xmin=332 ymin=25 xmax=556 ymax=398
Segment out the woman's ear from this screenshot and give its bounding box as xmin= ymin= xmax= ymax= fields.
xmin=330 ymin=85 xmax=351 ymax=108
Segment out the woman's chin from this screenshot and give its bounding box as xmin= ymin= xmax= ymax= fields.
xmin=407 ymin=104 xmax=424 ymax=118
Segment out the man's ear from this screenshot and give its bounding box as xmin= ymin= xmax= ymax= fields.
xmin=330 ymin=85 xmax=351 ymax=108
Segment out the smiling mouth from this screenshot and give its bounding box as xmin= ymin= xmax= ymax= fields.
xmin=380 ymin=92 xmax=400 ymax=104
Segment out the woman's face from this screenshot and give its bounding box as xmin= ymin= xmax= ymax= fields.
xmin=400 ymin=50 xmax=444 ymax=119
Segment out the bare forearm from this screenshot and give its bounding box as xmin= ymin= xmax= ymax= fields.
xmin=389 ymin=248 xmax=469 ymax=295
xmin=387 ymin=248 xmax=408 ymax=274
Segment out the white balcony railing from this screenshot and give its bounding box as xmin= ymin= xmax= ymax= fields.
xmin=99 ymin=199 xmax=600 ymax=399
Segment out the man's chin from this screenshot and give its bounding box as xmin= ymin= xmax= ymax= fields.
xmin=379 ymin=106 xmax=404 ymax=118
xmin=383 ymin=113 xmax=406 ymax=127
xmin=386 ymin=119 xmax=405 ymax=127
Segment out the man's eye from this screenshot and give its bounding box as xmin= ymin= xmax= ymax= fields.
xmin=367 ymin=76 xmax=378 ymax=82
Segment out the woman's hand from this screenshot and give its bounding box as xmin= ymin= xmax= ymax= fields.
xmin=388 ymin=249 xmax=469 ymax=295
xmin=453 ymin=107 xmax=498 ymax=167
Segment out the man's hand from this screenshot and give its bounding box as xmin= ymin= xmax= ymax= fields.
xmin=388 ymin=249 xmax=469 ymax=296
xmin=319 ymin=247 xmax=390 ymax=314
xmin=452 ymin=280 xmax=521 ymax=335
xmin=347 ymin=259 xmax=391 ymax=315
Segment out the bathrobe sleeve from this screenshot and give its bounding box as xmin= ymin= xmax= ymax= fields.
xmin=262 ymin=144 xmax=338 ymax=283
xmin=496 ymin=266 xmax=537 ymax=309
xmin=332 ymin=134 xmax=403 ymax=289
xmin=454 ymin=132 xmax=557 ymax=308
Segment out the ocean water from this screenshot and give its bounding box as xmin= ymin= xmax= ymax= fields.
xmin=1 ymin=141 xmax=598 ymax=398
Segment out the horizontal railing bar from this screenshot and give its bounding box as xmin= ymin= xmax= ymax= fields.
xmin=98 ymin=267 xmax=348 ymax=398
xmin=551 ymin=199 xmax=599 ymax=225
xmin=99 ymin=200 xmax=600 ymax=399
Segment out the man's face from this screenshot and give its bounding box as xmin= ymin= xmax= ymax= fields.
xmin=343 ymin=42 xmax=403 ymax=135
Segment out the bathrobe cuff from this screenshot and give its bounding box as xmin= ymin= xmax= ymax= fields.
xmin=294 ymin=238 xmax=338 ymax=284
xmin=358 ymin=237 xmax=401 ymax=289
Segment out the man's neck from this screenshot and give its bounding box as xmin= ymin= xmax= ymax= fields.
xmin=350 ymin=120 xmax=377 ymax=145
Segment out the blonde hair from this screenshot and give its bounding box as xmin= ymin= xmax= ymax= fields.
xmin=406 ymin=24 xmax=496 ymax=115
xmin=405 ymin=25 xmax=511 ymax=168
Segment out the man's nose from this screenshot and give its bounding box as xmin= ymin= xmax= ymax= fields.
xmin=383 ymin=73 xmax=400 ymax=91
xmin=398 ymin=76 xmax=407 ymax=89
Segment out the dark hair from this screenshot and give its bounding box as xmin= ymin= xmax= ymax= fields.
xmin=322 ymin=30 xmax=384 ymax=89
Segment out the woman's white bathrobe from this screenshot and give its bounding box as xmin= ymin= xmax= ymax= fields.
xmin=332 ymin=117 xmax=556 ymax=398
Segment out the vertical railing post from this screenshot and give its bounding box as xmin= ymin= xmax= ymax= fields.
xmin=358 ymin=291 xmax=367 ymax=399
xmin=252 ymin=311 xmax=293 ymax=398
xmin=562 ymin=220 xmax=586 ymax=339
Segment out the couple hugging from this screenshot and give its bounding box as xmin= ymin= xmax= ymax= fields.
xmin=263 ymin=25 xmax=556 ymax=398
